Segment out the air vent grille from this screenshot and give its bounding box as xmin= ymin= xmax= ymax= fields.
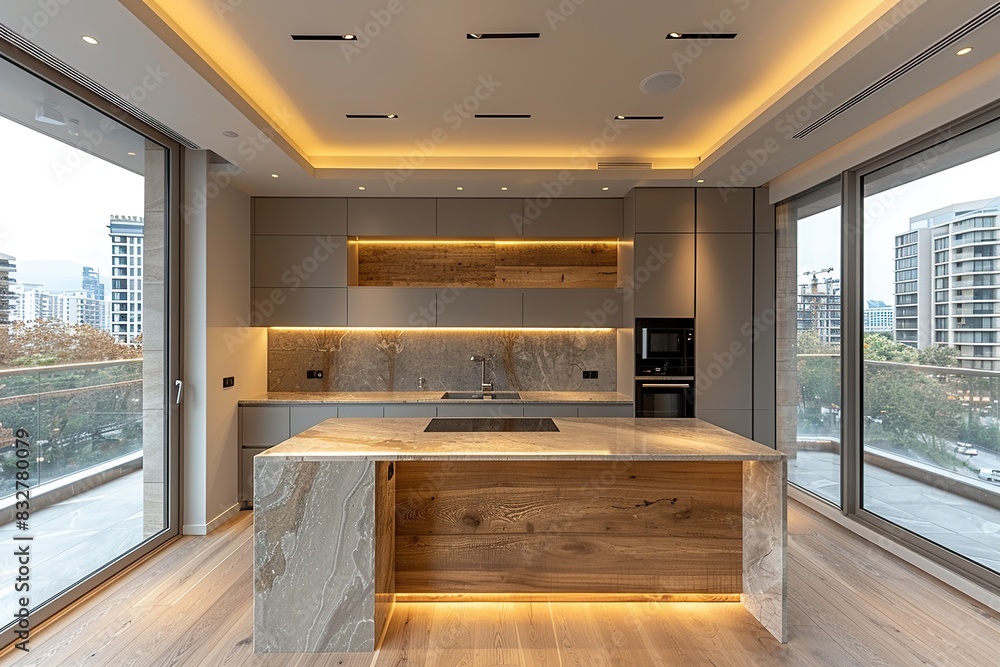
xmin=793 ymin=2 xmax=1000 ymax=139
xmin=597 ymin=161 xmax=654 ymax=170
xmin=0 ymin=24 xmax=199 ymax=149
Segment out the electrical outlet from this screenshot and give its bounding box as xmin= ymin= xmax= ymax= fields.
xmin=307 ymin=370 xmax=324 ymax=379
xmin=582 ymin=370 xmax=598 ymax=379
xmin=222 ymin=376 xmax=235 ymax=388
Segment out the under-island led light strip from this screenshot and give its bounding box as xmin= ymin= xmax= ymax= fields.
xmin=269 ymin=327 xmax=616 ymax=332
xmin=349 ymin=238 xmax=620 ymax=246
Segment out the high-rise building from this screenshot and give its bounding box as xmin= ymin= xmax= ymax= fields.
xmin=82 ymin=266 xmax=105 ymax=300
xmin=108 ymin=215 xmax=143 ymax=343
xmin=797 ymin=275 xmax=841 ymax=345
xmin=0 ymin=252 xmax=14 ymax=325
xmin=894 ymin=199 xmax=1000 ymax=369
xmin=863 ymin=300 xmax=894 ymax=333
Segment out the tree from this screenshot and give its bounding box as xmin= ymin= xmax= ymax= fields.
xmin=0 ymin=320 xmax=141 ymax=370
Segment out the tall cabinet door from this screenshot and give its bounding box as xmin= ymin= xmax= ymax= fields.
xmin=695 ymin=233 xmax=753 ymax=437
xmin=633 ymin=234 xmax=695 ymax=318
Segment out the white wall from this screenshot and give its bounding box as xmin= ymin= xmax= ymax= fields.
xmin=183 ymin=151 xmax=266 ymax=535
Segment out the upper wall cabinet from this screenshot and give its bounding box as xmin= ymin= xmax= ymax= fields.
xmin=634 ymin=188 xmax=695 ymax=233
xmin=696 ymin=188 xmax=753 ymax=233
xmin=253 ymin=198 xmax=347 ymax=235
xmin=348 ymin=198 xmax=436 ymax=236
xmin=633 ymin=233 xmax=695 ymax=318
xmin=522 ymin=288 xmax=623 ymax=328
xmin=435 ymin=288 xmax=522 ymax=327
xmin=521 ymin=198 xmax=623 ymax=238
xmin=437 ymin=199 xmax=523 ymax=237
xmin=347 ymin=287 xmax=438 ymax=327
xmin=253 ymin=235 xmax=348 ymax=288
xmin=252 ymin=287 xmax=347 ymax=327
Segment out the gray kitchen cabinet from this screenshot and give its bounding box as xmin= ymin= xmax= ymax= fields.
xmin=348 ymin=198 xmax=437 ymax=236
xmin=522 ymin=288 xmax=623 ymax=328
xmin=347 ymin=287 xmax=437 ymax=327
xmin=253 ymin=198 xmax=347 ymax=235
xmin=577 ymin=404 xmax=634 ymax=417
xmin=696 ymin=409 xmax=753 ymax=439
xmin=633 ymin=233 xmax=695 ymax=318
xmin=436 ymin=404 xmax=525 ymax=418
xmin=634 ymin=188 xmax=695 ymax=233
xmin=252 ymin=287 xmax=347 ymax=327
xmin=290 ymin=406 xmax=339 ymax=433
xmin=695 ymin=234 xmax=754 ymax=413
xmin=435 ymin=288 xmax=522 ymax=327
xmin=240 ymin=406 xmax=290 ymax=446
xmin=384 ymin=405 xmax=438 ymax=417
xmin=252 ymin=235 xmax=347 ymax=287
xmin=437 ymin=199 xmax=523 ymax=237
xmin=339 ymin=405 xmax=385 ymax=418
xmin=239 ymin=447 xmax=268 ymax=503
xmin=753 ymin=232 xmax=776 ymax=412
xmin=754 ymin=409 xmax=776 ymax=447
xmin=523 ymin=404 xmax=579 ymax=417
xmin=754 ymin=187 xmax=774 ymax=234
xmin=696 ymin=188 xmax=754 ymax=233
xmin=521 ymin=198 xmax=623 ymax=238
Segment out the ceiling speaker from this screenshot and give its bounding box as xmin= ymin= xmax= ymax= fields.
xmin=640 ymin=71 xmax=685 ymax=94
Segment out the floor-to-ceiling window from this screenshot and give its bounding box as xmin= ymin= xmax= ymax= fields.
xmin=779 ymin=105 xmax=1000 ymax=584
xmin=859 ymin=116 xmax=1000 ymax=575
xmin=777 ymin=181 xmax=843 ymax=506
xmin=0 ymin=49 xmax=179 ymax=646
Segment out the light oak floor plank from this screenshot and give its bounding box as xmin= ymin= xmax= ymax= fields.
xmin=3 ymin=502 xmax=998 ymax=667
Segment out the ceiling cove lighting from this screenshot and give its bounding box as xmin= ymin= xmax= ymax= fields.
xmin=291 ymin=34 xmax=357 ymax=41
xmin=956 ymin=46 xmax=974 ymax=55
xmin=613 ymin=115 xmax=664 ymax=121
xmin=467 ymin=32 xmax=541 ymax=39
xmin=665 ymin=33 xmax=737 ymax=40
xmin=81 ymin=35 xmax=99 ymax=45
xmin=346 ymin=114 xmax=397 ymax=119
xmin=475 ymin=114 xmax=531 ymax=119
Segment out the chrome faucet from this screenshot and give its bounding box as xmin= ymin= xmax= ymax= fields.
xmin=470 ymin=355 xmax=493 ymax=393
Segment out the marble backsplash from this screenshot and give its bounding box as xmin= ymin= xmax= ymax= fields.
xmin=267 ymin=329 xmax=617 ymax=393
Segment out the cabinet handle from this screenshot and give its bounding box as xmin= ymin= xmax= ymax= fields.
xmin=175 ymin=379 xmax=184 ymax=405
xmin=641 ymin=383 xmax=691 ymax=389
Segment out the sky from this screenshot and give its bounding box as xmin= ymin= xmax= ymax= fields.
xmin=798 ymin=150 xmax=1000 ymax=303
xmin=0 ymin=114 xmax=143 ymax=289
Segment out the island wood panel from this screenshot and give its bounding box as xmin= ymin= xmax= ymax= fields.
xmin=393 ymin=460 xmax=743 ymax=595
xmin=395 ymin=461 xmax=742 ymax=538
xmin=375 ymin=461 xmax=396 ymax=643
xmin=356 ymin=241 xmax=617 ymax=287
xmin=394 ymin=533 xmax=742 ymax=594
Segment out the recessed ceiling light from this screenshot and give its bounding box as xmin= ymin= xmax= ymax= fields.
xmin=615 ymin=115 xmax=626 ymax=120
xmin=665 ymin=33 xmax=736 ymax=40
xmin=602 ymin=187 xmax=610 ymax=191
xmin=346 ymin=114 xmax=398 ymax=119
xmin=127 ymin=151 xmax=137 ymax=156
xmin=456 ymin=187 xmax=464 ymax=191
xmin=291 ymin=34 xmax=357 ymax=41
xmin=466 ymin=32 xmax=540 ymax=40
xmin=271 ymin=173 xmax=279 ymax=178
xmin=358 ymin=186 xmax=366 ymax=191
xmin=501 ymin=187 xmax=508 ymax=191
xmin=613 ymin=115 xmax=664 ymax=121
xmin=222 ymin=130 xmax=238 ymax=138
xmin=957 ymin=46 xmax=973 ymax=56
xmin=81 ymin=35 xmax=99 ymax=45
xmin=697 ymin=179 xmax=705 ymax=183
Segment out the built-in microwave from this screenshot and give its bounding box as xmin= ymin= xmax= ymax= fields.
xmin=636 ymin=318 xmax=695 ymax=377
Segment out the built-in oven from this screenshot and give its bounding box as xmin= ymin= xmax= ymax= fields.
xmin=636 ymin=318 xmax=694 ymax=377
xmin=635 ymin=376 xmax=695 ymax=418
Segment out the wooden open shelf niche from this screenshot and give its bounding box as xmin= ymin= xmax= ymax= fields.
xmin=350 ymin=238 xmax=619 ymax=288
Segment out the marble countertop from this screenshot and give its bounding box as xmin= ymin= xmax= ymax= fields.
xmin=260 ymin=417 xmax=784 ymax=462
xmin=240 ymin=391 xmax=633 ymax=405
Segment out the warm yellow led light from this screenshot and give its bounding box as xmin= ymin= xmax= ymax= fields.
xmin=358 ymin=186 xmax=366 ymax=190
xmin=270 ymin=173 xmax=279 ymax=178
xmin=350 ymin=238 xmax=619 ymax=245
xmin=393 ymin=592 xmax=742 ymax=603
xmin=268 ymin=327 xmax=616 ymax=332
xmin=697 ymin=179 xmax=705 ymax=183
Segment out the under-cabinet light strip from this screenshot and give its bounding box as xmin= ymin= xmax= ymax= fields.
xmin=349 ymin=239 xmax=619 ymax=245
xmin=268 ymin=327 xmax=616 ymax=332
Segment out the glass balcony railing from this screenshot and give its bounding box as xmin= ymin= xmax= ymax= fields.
xmin=0 ymin=359 xmax=143 ymax=500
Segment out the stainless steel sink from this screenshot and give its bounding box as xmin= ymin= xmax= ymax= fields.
xmin=439 ymin=391 xmax=521 ymax=400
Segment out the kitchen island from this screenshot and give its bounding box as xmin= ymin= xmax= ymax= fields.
xmin=253 ymin=417 xmax=786 ymax=653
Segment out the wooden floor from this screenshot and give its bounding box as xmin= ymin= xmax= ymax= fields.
xmin=3 ymin=501 xmax=999 ymax=667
